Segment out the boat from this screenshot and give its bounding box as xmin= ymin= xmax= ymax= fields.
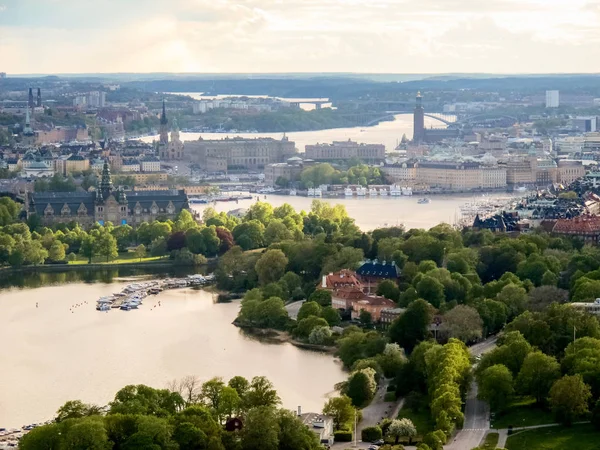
xmin=314 ymin=188 xmax=322 ymax=197
xmin=289 ymin=189 xmax=297 ymax=196
xmin=189 ymin=198 xmax=209 ymax=204
xmin=120 ymin=304 xmax=132 ymax=311
xmin=390 ymin=185 xmax=402 ymax=197
xmin=307 ymin=188 xmax=315 ymax=197
xmin=417 ymin=198 xmax=431 ymax=204
xmin=369 ymin=188 xmax=378 ymax=196
xmin=401 ymin=187 xmax=413 ymax=196
xmin=344 ymin=187 xmax=353 ymax=197
xmin=257 ymin=187 xmax=275 ymax=194
xmin=96 ymin=303 xmax=111 ymax=311
xmin=356 ymin=187 xmax=367 ymax=197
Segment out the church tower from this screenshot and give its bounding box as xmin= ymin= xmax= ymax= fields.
xmin=159 ymin=99 xmax=169 ymax=145
xmin=100 ymin=159 xmax=113 ymax=200
xmin=28 ymin=88 xmax=34 ymax=109
xmin=36 ymin=88 xmax=42 ymax=107
xmin=413 ymin=91 xmax=425 ymax=144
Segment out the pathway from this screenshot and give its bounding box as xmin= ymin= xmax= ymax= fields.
xmin=495 ymin=421 xmax=590 ymax=448
xmin=285 ymin=300 xmax=305 ymax=320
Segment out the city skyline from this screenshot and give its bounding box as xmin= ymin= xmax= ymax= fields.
xmin=2 ymin=0 xmax=600 ymax=74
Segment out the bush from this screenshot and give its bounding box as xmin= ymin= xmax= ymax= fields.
xmin=334 ymin=431 xmax=353 ymax=442
xmin=361 ymin=426 xmax=382 ymax=442
xmin=391 ymin=446 xmax=405 ymax=450
xmin=423 ymin=431 xmax=446 ymax=450
xmin=384 ymin=392 xmax=397 ymax=402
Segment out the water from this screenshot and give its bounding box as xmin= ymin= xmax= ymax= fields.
xmin=0 ymin=276 xmax=346 ymax=427
xmin=142 ymin=113 xmax=444 ymax=151
xmin=192 ymin=193 xmax=496 ymax=231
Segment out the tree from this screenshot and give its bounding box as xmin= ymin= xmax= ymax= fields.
xmin=422 ymin=430 xmax=446 ymax=450
xmin=255 ymin=249 xmax=288 ymax=286
xmin=276 ymin=408 xmax=321 ymax=450
xmin=109 ymin=384 xmax=184 ymax=417
xmin=321 ymin=306 xmax=341 ymax=326
xmin=389 ymin=299 xmax=434 ymax=353
xmin=346 ymin=369 xmax=376 ymax=407
xmin=377 ymin=280 xmax=401 ymax=303
xmin=95 ymin=230 xmax=118 ymax=262
xmin=323 ymin=395 xmax=356 ymax=430
xmin=244 ymin=376 xmax=281 ymax=409
xmin=308 ymin=326 xmax=332 ymax=345
xmin=387 ymin=418 xmax=417 ymax=445
xmin=297 ymin=301 xmax=322 ymax=321
xmin=516 ymin=351 xmax=560 ymax=404
xmin=228 ymin=376 xmax=250 ymax=399
xmin=18 ymin=423 xmax=62 ymax=450
xmin=549 ymin=375 xmax=592 ymax=425
xmin=48 ymin=241 xmax=66 ymax=262
xmin=360 ymin=309 xmax=373 ymax=327
xmin=496 ymin=283 xmax=528 ymax=319
xmin=529 ymin=285 xmax=568 ymax=311
xmin=232 ymin=220 xmax=265 ymax=250
xmin=416 ymin=276 xmax=445 ymax=308
xmin=478 ymin=364 xmax=514 ymax=413
xmin=241 ymin=406 xmax=278 ymax=450
xmin=63 ymin=418 xmax=110 ymax=450
xmin=377 ymin=343 xmax=406 ymax=378
xmin=308 ymin=289 xmax=332 ymax=307
xmin=56 ymin=400 xmax=102 ymax=422
xmin=264 ymin=220 xmax=293 ymax=245
xmin=294 ymin=316 xmax=329 ymax=339
xmin=441 ymin=305 xmax=483 ymax=343
xmin=79 ymin=235 xmax=96 ymax=263
xmin=134 ymin=244 xmax=147 ymax=261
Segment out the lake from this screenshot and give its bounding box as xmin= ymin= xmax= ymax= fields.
xmin=0 ymin=273 xmax=346 ymax=428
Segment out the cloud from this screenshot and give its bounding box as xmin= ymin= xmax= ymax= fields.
xmin=2 ymin=0 xmax=600 ymax=73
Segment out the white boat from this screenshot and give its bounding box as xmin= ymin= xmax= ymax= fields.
xmin=417 ymin=198 xmax=431 ymax=204
xmin=96 ymin=303 xmax=111 ymax=311
xmin=390 ymin=185 xmax=402 ymax=197
xmin=344 ymin=187 xmax=353 ymax=197
xmin=314 ymin=188 xmax=322 ymax=197
xmin=307 ymin=188 xmax=315 ymax=196
xmin=369 ymin=188 xmax=378 ymax=196
xmin=289 ymin=189 xmax=297 ymax=196
xmin=356 ymin=187 xmax=367 ymax=196
xmin=401 ymin=187 xmax=413 ymax=196
xmin=257 ymin=187 xmax=275 ymax=194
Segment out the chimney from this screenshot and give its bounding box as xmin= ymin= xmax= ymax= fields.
xmin=321 ymin=275 xmax=326 ymax=288
xmin=297 ymin=406 xmax=302 ymax=417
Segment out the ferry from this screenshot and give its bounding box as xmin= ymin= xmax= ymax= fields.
xmin=257 ymin=187 xmax=275 ymax=194
xmin=356 ymin=187 xmax=367 ymax=197
xmin=189 ymin=198 xmax=209 ymax=204
xmin=402 ymin=187 xmax=413 ymax=196
xmin=417 ymin=198 xmax=431 ymax=204
xmin=344 ymin=187 xmax=353 ymax=197
xmin=369 ymin=188 xmax=378 ymax=196
xmin=390 ymin=186 xmax=402 ymax=197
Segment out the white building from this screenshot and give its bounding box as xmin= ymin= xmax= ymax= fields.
xmin=546 ymin=90 xmax=560 ymax=108
xmin=556 ymin=136 xmax=584 ymax=155
xmin=140 ymin=157 xmax=161 ymax=172
xmin=24 ymin=161 xmax=54 ymax=178
xmin=121 ymin=161 xmax=141 ymax=172
xmin=481 ymin=167 xmax=508 ymax=189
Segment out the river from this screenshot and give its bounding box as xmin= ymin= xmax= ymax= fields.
xmin=142 ymin=113 xmax=445 ymax=151
xmin=0 ymin=272 xmax=346 ymax=428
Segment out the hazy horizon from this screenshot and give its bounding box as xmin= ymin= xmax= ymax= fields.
xmin=2 ymin=0 xmax=600 ymax=74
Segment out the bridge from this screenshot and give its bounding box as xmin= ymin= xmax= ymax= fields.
xmin=362 ymin=111 xmax=455 ymax=127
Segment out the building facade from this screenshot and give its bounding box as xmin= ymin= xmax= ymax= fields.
xmin=381 ymin=162 xmax=418 ymax=183
xmin=304 ymin=140 xmax=385 ymax=163
xmin=264 ymin=161 xmax=304 ymax=186
xmin=28 ymin=161 xmax=188 ymax=227
xmin=185 ymin=136 xmax=296 ymax=171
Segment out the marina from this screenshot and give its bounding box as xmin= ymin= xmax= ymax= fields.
xmin=95 ymin=274 xmax=214 ymax=312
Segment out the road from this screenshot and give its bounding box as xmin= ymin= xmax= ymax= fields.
xmin=445 ymin=336 xmax=497 ymax=450
xmin=285 ymin=300 xmax=306 ymax=320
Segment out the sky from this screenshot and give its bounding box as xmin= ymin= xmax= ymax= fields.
xmin=1 ymin=0 xmax=600 ymax=74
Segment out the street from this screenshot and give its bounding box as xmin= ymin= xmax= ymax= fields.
xmin=285 ymin=300 xmax=306 ymax=320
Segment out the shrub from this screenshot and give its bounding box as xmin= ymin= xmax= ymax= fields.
xmin=384 ymin=392 xmax=397 ymax=402
xmin=423 ymin=431 xmax=446 ymax=450
xmin=334 ymin=431 xmax=353 ymax=442
xmin=361 ymin=426 xmax=382 ymax=442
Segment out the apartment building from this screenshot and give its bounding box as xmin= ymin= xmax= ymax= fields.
xmin=557 ymin=160 xmax=586 ymax=185
xmin=304 ymin=140 xmax=385 ymax=163
xmin=381 ymin=161 xmax=418 ymax=183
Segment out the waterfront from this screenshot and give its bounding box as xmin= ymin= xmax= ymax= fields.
xmin=0 ymin=278 xmax=346 ymax=428
xmin=191 ymin=193 xmax=510 ymax=230
xmin=142 ymin=113 xmax=444 ymax=151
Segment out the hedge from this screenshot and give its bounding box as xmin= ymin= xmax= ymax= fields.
xmin=334 ymin=431 xmax=353 ymax=442
xmin=361 ymin=426 xmax=382 ymax=442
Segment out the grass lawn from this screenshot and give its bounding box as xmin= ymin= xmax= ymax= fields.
xmin=481 ymin=432 xmax=499 ymax=450
xmin=68 ymin=252 xmax=166 ymax=265
xmin=506 ymin=423 xmax=600 ymax=450
xmin=492 ymin=397 xmax=555 ymax=429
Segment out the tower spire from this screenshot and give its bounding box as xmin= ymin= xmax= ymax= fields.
xmin=160 ymin=99 xmax=168 ymax=125
xmin=100 ymin=159 xmax=113 ymax=195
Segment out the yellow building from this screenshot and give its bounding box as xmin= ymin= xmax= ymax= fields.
xmin=557 ymin=160 xmax=585 ymax=185
xmin=417 ymin=161 xmax=484 ymax=191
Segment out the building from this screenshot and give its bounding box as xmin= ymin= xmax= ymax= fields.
xmin=572 ymin=117 xmax=598 ymax=133
xmin=36 ymin=88 xmax=42 ymax=108
xmin=505 ymin=157 xmax=537 ymax=186
xmin=186 ymin=136 xmax=296 ymax=171
xmin=546 ymin=90 xmax=560 ymax=108
xmin=24 ymin=161 xmax=54 ymax=178
xmin=550 ymin=216 xmax=600 ymax=245
xmin=28 ymin=161 xmax=188 ymax=227
xmin=351 ymin=296 xmax=396 ymax=321
xmin=123 ymin=172 xmax=168 ymax=184
xmin=356 ymin=260 xmax=401 ymax=288
xmin=417 ymin=161 xmax=487 ymax=191
xmin=264 ymin=159 xmax=304 ymax=186
xmin=380 ymin=308 xmax=405 ymax=328
xmin=557 ymin=160 xmax=586 ymax=185
xmin=571 ymin=299 xmax=600 ymax=316
xmin=479 ymin=135 xmax=508 ymax=156
xmin=298 ymin=412 xmax=334 ymax=446
xmin=413 ymin=92 xmax=425 ymax=143
xmin=481 ymin=167 xmax=508 ymax=189
xmin=121 ymin=161 xmax=141 ymax=172
xmin=64 ymin=154 xmax=90 ymax=174
xmin=381 ymin=161 xmax=418 ymax=183
xmin=158 ymin=101 xmax=184 ymax=161
xmin=304 ymin=140 xmax=385 ymax=163
xmin=28 ymin=88 xmax=35 ymax=109
xmin=140 ymin=156 xmax=161 ymax=172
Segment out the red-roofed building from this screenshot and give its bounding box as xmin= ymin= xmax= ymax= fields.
xmin=321 ymin=270 xmax=362 ymax=290
xmin=551 ymin=216 xmax=600 ymax=244
xmin=351 ymin=296 xmax=397 ymax=321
